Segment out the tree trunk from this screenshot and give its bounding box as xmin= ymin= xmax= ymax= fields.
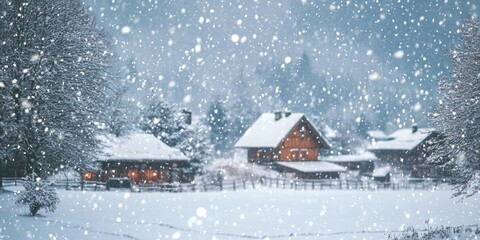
xmin=30 ymin=204 xmax=40 ymax=216
xmin=0 ymin=167 xmax=3 ymax=190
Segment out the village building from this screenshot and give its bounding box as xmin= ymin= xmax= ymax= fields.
xmin=84 ymin=132 xmax=191 ymax=184
xmin=366 ymin=130 xmax=394 ymax=142
xmin=367 ymin=125 xmax=438 ymax=178
xmin=320 ymin=152 xmax=377 ymax=173
xmin=235 ymin=112 xmax=346 ymax=179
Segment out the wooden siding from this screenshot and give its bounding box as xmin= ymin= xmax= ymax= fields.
xmin=278 ymin=120 xmax=320 ymax=161
xmin=247 ymin=148 xmax=277 ymax=164
xmin=98 ymin=160 xmax=191 ymax=184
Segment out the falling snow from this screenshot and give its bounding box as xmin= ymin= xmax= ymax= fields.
xmin=1 ymin=0 xmax=479 ymax=239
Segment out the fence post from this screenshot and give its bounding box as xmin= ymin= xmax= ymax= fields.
xmin=251 ymin=179 xmax=255 ymax=189
xmin=282 ymin=179 xmax=285 ymax=189
xmin=233 ymin=180 xmax=236 ymax=191
xmin=304 ymin=181 xmax=307 ymax=190
xmin=339 ymin=180 xmax=342 ymax=190
xmin=243 ymin=180 xmax=246 ymax=189
xmin=203 ymin=181 xmax=207 ymax=192
xmin=312 ymin=181 xmax=315 ymax=190
xmin=276 ymin=178 xmax=279 ymax=188
xmin=81 ymin=178 xmax=84 ymax=191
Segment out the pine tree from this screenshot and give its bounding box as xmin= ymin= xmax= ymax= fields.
xmin=15 ymin=174 xmax=60 ymax=216
xmin=141 ymin=95 xmax=183 ymax=147
xmin=0 ymin=0 xmax=115 ymax=179
xmin=207 ymin=99 xmax=230 ymax=156
xmin=178 ymin=119 xmax=213 ymax=175
xmin=429 ymin=19 xmax=480 ymax=197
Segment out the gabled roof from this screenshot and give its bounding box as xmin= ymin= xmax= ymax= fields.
xmin=98 ymin=132 xmax=189 ymax=162
xmin=234 ymin=113 xmax=329 ymax=148
xmin=366 ymin=130 xmax=393 ymax=141
xmin=368 ymin=128 xmax=436 ymax=151
xmin=276 ymin=161 xmax=347 ymax=173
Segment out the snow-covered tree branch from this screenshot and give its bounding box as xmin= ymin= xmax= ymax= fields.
xmin=429 ymin=18 xmax=480 ymax=198
xmin=0 ymin=0 xmax=116 ymax=179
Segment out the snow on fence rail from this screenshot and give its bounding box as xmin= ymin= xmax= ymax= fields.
xmin=1 ymin=177 xmax=448 ymax=192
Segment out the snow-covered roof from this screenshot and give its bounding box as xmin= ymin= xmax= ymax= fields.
xmin=372 ymin=166 xmax=391 ymax=177
xmin=98 ymin=133 xmax=189 ymax=162
xmin=366 ymin=130 xmax=393 ymax=141
xmin=234 ymin=113 xmax=328 ymax=148
xmin=276 ymin=161 xmax=347 ymax=173
xmin=368 ymin=128 xmax=435 ymax=151
xmin=320 ymin=152 xmax=378 ymax=163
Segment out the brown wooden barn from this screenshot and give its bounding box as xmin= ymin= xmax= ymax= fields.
xmin=90 ymin=133 xmax=191 ymax=184
xmin=367 ymin=126 xmax=438 ymax=178
xmin=235 ymin=112 xmax=330 ymax=163
xmin=235 ymin=112 xmax=345 ymax=179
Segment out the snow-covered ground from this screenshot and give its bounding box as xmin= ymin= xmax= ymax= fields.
xmin=1 ymin=186 xmax=479 ymax=240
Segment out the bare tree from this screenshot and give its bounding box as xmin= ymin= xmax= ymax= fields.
xmin=429 ymin=19 xmax=480 ymax=197
xmin=0 ymin=0 xmax=115 ymax=179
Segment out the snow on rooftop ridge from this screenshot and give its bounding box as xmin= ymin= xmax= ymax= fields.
xmin=368 ymin=127 xmax=436 ymax=151
xmin=234 ymin=112 xmax=330 ymax=148
xmin=276 ymin=161 xmax=347 ymax=173
xmin=234 ymin=112 xmax=304 ymax=148
xmin=366 ymin=130 xmax=392 ymax=140
xmin=98 ymin=132 xmax=189 ymax=162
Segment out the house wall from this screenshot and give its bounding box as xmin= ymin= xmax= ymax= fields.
xmin=98 ymin=161 xmax=191 ymax=184
xmin=247 ymin=148 xmax=277 ymax=164
xmin=278 ymin=121 xmax=320 ymax=161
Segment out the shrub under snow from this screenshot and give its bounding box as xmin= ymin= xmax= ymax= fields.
xmin=198 ymin=158 xmax=279 ymax=184
xmin=389 ymin=225 xmax=480 ymax=240
xmin=15 ymin=174 xmax=61 ymax=216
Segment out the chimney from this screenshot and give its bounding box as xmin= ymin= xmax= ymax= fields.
xmin=182 ymin=109 xmax=192 ymax=125
xmin=285 ymin=111 xmax=292 ymax=117
xmin=412 ymin=124 xmax=418 ymax=133
xmin=274 ymin=111 xmax=282 ymax=121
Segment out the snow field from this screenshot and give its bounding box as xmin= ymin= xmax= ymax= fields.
xmin=1 ymin=187 xmax=479 ymax=239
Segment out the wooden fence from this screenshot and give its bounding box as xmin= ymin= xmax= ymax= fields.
xmin=2 ymin=176 xmax=447 ymax=193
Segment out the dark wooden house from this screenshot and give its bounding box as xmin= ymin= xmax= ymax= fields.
xmin=235 ymin=112 xmax=344 ymax=179
xmin=235 ymin=112 xmax=330 ymax=163
xmin=90 ymin=133 xmax=191 ymax=184
xmin=368 ymin=126 xmax=438 ymax=178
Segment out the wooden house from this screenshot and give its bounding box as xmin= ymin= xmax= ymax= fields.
xmin=92 ymin=133 xmax=191 ymax=184
xmin=320 ymin=152 xmax=377 ymax=173
xmin=235 ymin=112 xmax=330 ymax=163
xmin=235 ymin=112 xmax=344 ymax=179
xmin=367 ymin=126 xmax=437 ymax=178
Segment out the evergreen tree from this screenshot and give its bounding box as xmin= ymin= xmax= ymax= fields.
xmin=228 ymin=70 xmax=261 ymax=142
xmin=15 ymin=173 xmax=60 ymax=216
xmin=429 ymin=19 xmax=480 ymax=197
xmin=207 ymin=98 xmax=230 ymax=156
xmin=0 ymin=0 xmax=115 ymax=179
xmin=178 ymin=119 xmax=213 ymax=175
xmin=140 ymin=95 xmax=184 ymax=147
